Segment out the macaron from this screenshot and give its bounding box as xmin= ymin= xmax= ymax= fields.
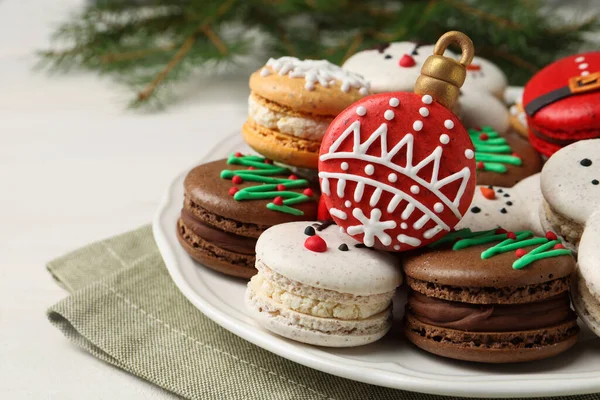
xmin=523 ymin=52 xmax=600 ymax=157
xmin=177 ymin=154 xmax=319 ymax=278
xmin=243 ymin=57 xmax=370 ymax=169
xmin=459 ymin=90 xmax=510 ymax=134
xmin=572 ymin=210 xmax=600 ymax=337
xmin=403 ymin=228 xmax=578 ymax=363
xmin=462 ymin=55 xmax=508 ymax=100
xmin=318 ymin=92 xmax=476 ymax=252
xmin=342 ymin=42 xmax=510 ymax=133
xmin=245 ymin=221 xmax=402 ymax=347
xmin=457 ymin=174 xmax=545 ymax=237
xmin=540 ymin=139 xmax=600 ymax=247
xmin=343 ymin=42 xmax=439 ymax=94
xmin=470 ymin=126 xmax=542 ymax=187
xmin=509 ymin=101 xmax=529 ymax=139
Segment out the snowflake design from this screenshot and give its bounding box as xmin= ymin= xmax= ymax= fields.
xmin=346 ymin=208 xmax=397 ymax=247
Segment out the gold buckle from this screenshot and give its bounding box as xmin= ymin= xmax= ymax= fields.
xmin=569 ymin=72 xmax=600 ymax=94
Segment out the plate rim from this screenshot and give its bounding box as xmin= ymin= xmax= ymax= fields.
xmin=153 ymin=133 xmax=600 ymax=398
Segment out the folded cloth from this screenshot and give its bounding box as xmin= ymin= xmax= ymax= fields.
xmin=47 ymin=226 xmax=598 ymax=400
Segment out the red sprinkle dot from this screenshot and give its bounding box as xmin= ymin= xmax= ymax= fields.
xmin=273 ymin=196 xmax=284 ymax=206
xmin=475 ymin=126 xmax=482 ymax=131
xmin=288 ymin=174 xmax=298 ymax=180
xmin=276 ymin=184 xmax=286 ymax=191
xmin=264 ymin=159 xmax=273 ymax=164
xmin=545 ymin=231 xmax=558 ymax=241
xmin=507 ymin=232 xmax=517 ymax=240
xmin=495 ymin=228 xmax=507 ymax=234
xmin=304 ymin=235 xmax=327 ymax=252
xmin=515 ymin=249 xmax=526 ymax=258
xmin=247 ymin=166 xmax=255 ymax=170
xmin=232 ymin=175 xmax=243 ymax=184
xmin=234 ymin=152 xmax=243 ymax=157
xmin=303 ymin=188 xmax=314 ymax=196
xmin=479 ymin=133 xmax=489 ymax=141
xmin=228 ymin=187 xmax=239 ymax=196
xmin=477 ymin=161 xmax=485 ymax=169
xmin=512 ymin=152 xmax=521 ymax=159
xmin=553 ymin=243 xmax=565 ymax=250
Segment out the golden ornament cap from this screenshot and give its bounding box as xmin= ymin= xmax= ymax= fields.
xmin=414 ymin=31 xmax=474 ymax=113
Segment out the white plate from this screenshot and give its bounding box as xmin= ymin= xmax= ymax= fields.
xmin=153 ymin=133 xmax=600 ymax=398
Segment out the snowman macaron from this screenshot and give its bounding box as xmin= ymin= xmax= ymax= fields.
xmin=343 ymin=42 xmax=510 ymax=133
xmin=538 ymin=139 xmax=600 ymax=337
xmin=462 ymin=55 xmax=508 ymax=100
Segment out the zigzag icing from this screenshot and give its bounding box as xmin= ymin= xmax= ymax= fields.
xmin=319 ymin=120 xmax=471 ymax=217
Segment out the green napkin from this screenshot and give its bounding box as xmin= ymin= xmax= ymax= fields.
xmin=47 ymin=226 xmax=599 ymax=400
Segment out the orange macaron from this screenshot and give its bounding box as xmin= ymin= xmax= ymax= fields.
xmin=243 ymin=57 xmax=371 ymax=169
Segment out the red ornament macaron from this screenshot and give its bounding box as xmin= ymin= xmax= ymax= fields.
xmin=319 ymin=92 xmax=476 ymax=251
xmin=523 ymin=52 xmax=600 ymax=157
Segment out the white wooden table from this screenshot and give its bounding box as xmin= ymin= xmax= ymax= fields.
xmin=0 ymin=1 xmax=249 ymax=397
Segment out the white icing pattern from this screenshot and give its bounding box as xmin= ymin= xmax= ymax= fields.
xmin=575 ymin=56 xmax=590 ymax=77
xmin=319 ymin=98 xmax=473 ymax=248
xmin=265 ymin=57 xmax=370 ymax=94
xmin=346 ymin=208 xmax=397 ymax=247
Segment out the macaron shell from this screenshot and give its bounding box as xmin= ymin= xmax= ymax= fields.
xmin=184 ymin=159 xmax=319 ymax=226
xmin=540 ymin=139 xmax=600 ymax=225
xmin=571 ymin=272 xmax=600 ymax=337
xmin=249 ymin=67 xmax=368 ymax=117
xmin=343 ymin=43 xmax=446 ymax=93
xmin=576 ymin=209 xmax=600 ymax=297
xmin=524 ymin=52 xmax=600 ymax=134
xmin=462 ymin=56 xmax=508 ymax=99
xmin=509 ymin=102 xmax=529 ymax=139
xmin=456 ymin=173 xmax=545 ymax=236
xmin=475 ymin=132 xmax=543 ymax=187
xmin=241 ymin=120 xmax=320 ymax=169
xmin=319 ymin=92 xmax=476 ymax=251
xmin=459 ymin=89 xmax=510 ymax=134
xmin=403 ymin=242 xmax=575 ymax=289
xmin=404 ymin=313 xmax=579 ymax=363
xmin=176 ymin=222 xmax=256 ymax=278
xmin=255 ymin=221 xmax=402 ymax=296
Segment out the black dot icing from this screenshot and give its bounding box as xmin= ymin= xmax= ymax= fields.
xmin=315 ymin=220 xmax=335 ymax=231
xmin=500 ymin=208 xmax=507 ymax=214
xmin=304 ymin=226 xmax=316 ymax=236
xmin=354 ymin=243 xmax=368 ymax=248
xmin=580 ymin=158 xmax=592 ymax=167
xmin=384 ymin=54 xmax=392 ymax=59
xmin=338 ymin=244 xmax=349 ymax=251
xmin=488 ymin=185 xmax=494 ymax=189
xmin=471 ymin=206 xmax=481 ymax=214
xmin=593 ymin=179 xmax=599 ymax=185
xmin=497 ymin=189 xmax=504 ymax=193
xmin=504 ymin=193 xmax=510 ymax=198
xmin=506 ymin=201 xmax=513 ymax=206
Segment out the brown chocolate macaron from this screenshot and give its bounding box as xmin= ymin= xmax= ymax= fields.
xmin=470 ymin=127 xmax=542 ymax=187
xmin=403 ymin=228 xmax=578 ymax=363
xmin=177 ymin=153 xmax=319 ymax=278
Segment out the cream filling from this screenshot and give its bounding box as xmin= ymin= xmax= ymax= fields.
xmin=248 ymin=95 xmax=332 ymax=141
xmin=249 ymin=273 xmax=390 ymax=320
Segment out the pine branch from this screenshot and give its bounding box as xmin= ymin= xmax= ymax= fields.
xmin=38 ymin=0 xmax=599 ymax=109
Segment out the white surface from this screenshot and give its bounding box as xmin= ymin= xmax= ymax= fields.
xmin=0 ymin=0 xmax=249 ymax=398
xmin=155 ymin=134 xmax=600 ymax=398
